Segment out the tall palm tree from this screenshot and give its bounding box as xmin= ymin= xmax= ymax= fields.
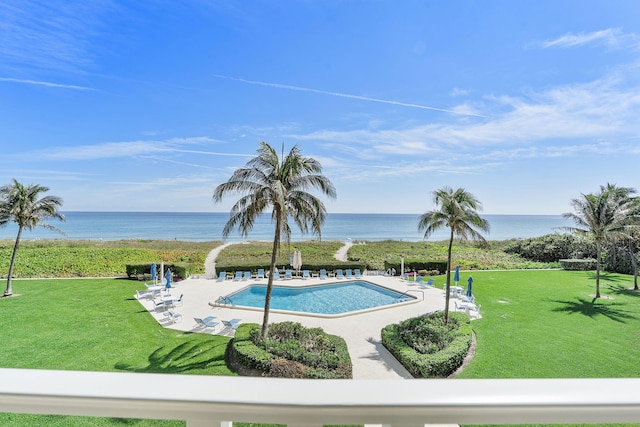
xmin=417 ymin=187 xmax=489 ymax=324
xmin=563 ymin=183 xmax=640 ymax=298
xmin=0 ymin=179 xmax=64 ymax=296
xmin=213 ymin=142 xmax=336 ymax=338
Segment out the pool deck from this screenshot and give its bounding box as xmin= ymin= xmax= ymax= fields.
xmin=136 ymin=274 xmax=452 ymax=380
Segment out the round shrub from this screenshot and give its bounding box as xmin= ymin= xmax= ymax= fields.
xmin=381 ymin=312 xmax=472 ymax=378
xmin=227 ymin=322 xmax=352 ymax=379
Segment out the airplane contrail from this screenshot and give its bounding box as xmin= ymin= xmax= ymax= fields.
xmin=213 ymin=74 xmax=486 ymax=118
xmin=0 ymin=77 xmax=95 ymax=91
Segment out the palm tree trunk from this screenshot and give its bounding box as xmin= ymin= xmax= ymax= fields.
xmin=628 ymin=240 xmax=639 ymax=291
xmin=443 ymin=228 xmax=454 ymax=324
xmin=261 ymin=212 xmax=281 ymax=338
xmin=4 ymin=226 xmax=22 ymax=297
xmin=595 ymin=240 xmax=602 ymax=298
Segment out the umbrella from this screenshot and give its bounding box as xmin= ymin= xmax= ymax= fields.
xmin=466 ymin=276 xmax=473 ymax=297
xmin=453 ymin=265 xmax=460 ymax=286
xmin=292 ymin=250 xmax=302 ymax=272
xmin=165 ymin=269 xmax=172 ymax=289
xmin=150 ymin=263 xmax=157 ymax=283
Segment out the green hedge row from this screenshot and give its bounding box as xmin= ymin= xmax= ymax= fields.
xmin=559 ymin=259 xmax=597 ymax=271
xmin=227 ymin=323 xmax=352 ymax=379
xmin=125 ymin=263 xmax=192 ymax=280
xmin=384 ymin=260 xmax=448 ymax=275
xmin=381 ymin=312 xmax=472 ymax=378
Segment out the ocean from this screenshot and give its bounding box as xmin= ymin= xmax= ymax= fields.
xmin=0 ymin=212 xmax=571 ymax=242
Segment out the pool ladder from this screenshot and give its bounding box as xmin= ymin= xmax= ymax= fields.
xmin=215 ymin=296 xmax=233 ymax=306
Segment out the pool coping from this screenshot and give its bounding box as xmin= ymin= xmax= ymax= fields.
xmin=209 ymin=279 xmax=422 ymax=318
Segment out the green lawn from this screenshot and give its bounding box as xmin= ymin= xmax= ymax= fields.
xmin=456 ymin=270 xmax=640 ymax=379
xmin=455 ymin=269 xmax=640 ymax=427
xmin=2 ymin=271 xmax=640 ymax=426
xmin=0 ymin=278 xmax=234 ymax=426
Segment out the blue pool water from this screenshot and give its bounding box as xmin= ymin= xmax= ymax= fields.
xmin=223 ymin=281 xmax=415 ymax=315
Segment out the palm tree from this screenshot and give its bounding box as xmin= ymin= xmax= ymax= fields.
xmin=0 ymin=179 xmax=64 ymax=296
xmin=213 ymin=142 xmax=336 ymax=338
xmin=417 ymin=187 xmax=489 ymax=324
xmin=563 ymin=183 xmax=640 ymax=298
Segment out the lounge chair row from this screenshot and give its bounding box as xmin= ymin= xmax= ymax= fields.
xmin=193 ymin=316 xmax=242 ymax=332
xmin=216 ymin=268 xmax=364 ymax=281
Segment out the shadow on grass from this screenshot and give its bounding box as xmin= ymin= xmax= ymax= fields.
xmin=606 ymin=283 xmax=640 ymax=298
xmin=115 ymin=340 xmax=229 ymax=374
xmin=585 ymin=271 xmax=626 ymax=283
xmin=550 ymin=297 xmax=637 ymax=323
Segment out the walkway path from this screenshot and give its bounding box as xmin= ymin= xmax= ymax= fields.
xmin=334 ymin=240 xmax=354 ymax=261
xmin=203 ymin=242 xmax=237 ymax=278
xmin=169 ymin=242 xmax=449 ymax=381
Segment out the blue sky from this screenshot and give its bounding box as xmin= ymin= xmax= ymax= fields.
xmin=2 ymin=1 xmax=640 ymax=215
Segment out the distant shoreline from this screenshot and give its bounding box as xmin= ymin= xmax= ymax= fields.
xmin=0 ymin=212 xmax=571 ymax=242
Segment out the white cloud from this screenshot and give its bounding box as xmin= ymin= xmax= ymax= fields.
xmin=540 ymin=28 xmax=640 ymax=50
xmin=292 ymin=63 xmax=640 ymax=161
xmin=32 ymin=137 xmax=237 ymax=161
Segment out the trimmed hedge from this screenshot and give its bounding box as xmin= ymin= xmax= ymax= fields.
xmin=126 ymin=263 xmax=192 ymax=280
xmin=559 ymin=259 xmax=597 ymax=271
xmin=381 ymin=312 xmax=472 ymax=378
xmin=384 ymin=260 xmax=447 ymax=275
xmin=227 ymin=322 xmax=352 ymax=379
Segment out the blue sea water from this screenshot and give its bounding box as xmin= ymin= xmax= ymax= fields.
xmin=0 ymin=211 xmax=571 ymax=242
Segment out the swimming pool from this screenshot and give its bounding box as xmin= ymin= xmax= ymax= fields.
xmin=221 ymin=281 xmax=417 ymax=316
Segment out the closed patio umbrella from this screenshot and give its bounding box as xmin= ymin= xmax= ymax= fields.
xmin=466 ymin=276 xmax=473 ymax=297
xmin=150 ymin=263 xmax=157 ymax=283
xmin=453 ymin=265 xmax=460 ymax=286
xmin=165 ymin=268 xmax=172 ymax=289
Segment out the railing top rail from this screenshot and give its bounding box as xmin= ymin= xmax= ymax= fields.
xmin=1 ymin=368 xmax=640 ymax=425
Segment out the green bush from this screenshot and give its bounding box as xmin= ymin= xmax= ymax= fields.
xmin=381 ymin=312 xmax=472 ymax=378
xmin=227 ymin=322 xmax=352 ymax=379
xmin=384 ymin=260 xmax=447 ymax=275
xmin=126 ymin=263 xmax=192 ymax=280
xmin=559 ymin=258 xmax=597 ymax=271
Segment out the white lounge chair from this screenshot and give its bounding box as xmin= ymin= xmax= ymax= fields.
xmin=222 ymin=318 xmax=242 ymax=330
xmin=162 ymin=311 xmax=183 ymax=324
xmin=418 ymin=278 xmax=435 ymax=288
xmin=193 ymin=316 xmax=219 ymax=331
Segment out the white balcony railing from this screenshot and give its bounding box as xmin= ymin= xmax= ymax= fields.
xmin=1 ymin=368 xmax=640 ymax=427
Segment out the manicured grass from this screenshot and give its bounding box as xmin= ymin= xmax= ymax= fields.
xmin=455 ymin=269 xmax=640 ymax=427
xmin=457 ymin=269 xmax=640 ymax=379
xmin=0 ymin=277 xmax=234 ymax=426
xmin=3 ymin=268 xmax=640 ymax=426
